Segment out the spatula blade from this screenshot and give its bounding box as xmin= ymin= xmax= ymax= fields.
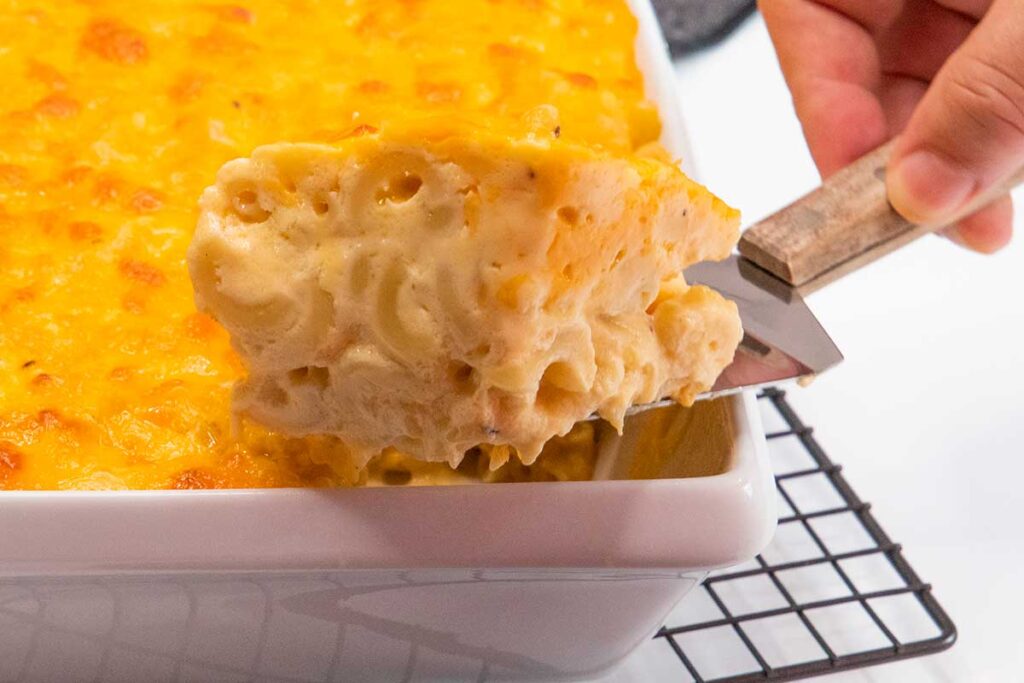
xmin=690 ymin=252 xmax=842 ymax=388
xmin=613 ymin=255 xmax=843 ymax=419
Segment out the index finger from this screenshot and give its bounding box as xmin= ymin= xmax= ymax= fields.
xmin=759 ymin=0 xmax=896 ymax=175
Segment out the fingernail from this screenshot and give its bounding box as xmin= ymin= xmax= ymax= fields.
xmin=887 ymin=149 xmax=976 ymax=225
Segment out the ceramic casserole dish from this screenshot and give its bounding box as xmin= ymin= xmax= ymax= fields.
xmin=0 ymin=1 xmax=775 ymax=680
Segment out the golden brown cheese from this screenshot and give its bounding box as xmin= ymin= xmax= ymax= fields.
xmin=0 ymin=0 xmax=721 ymax=489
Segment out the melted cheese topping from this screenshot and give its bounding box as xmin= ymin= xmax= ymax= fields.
xmin=189 ymin=126 xmax=741 ymax=465
xmin=0 ymin=0 xmax=730 ymax=489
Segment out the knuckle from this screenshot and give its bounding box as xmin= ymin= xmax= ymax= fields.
xmin=946 ymin=56 xmax=1024 ymax=140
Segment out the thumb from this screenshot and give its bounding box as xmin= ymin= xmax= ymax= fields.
xmin=887 ymin=0 xmax=1024 ymax=236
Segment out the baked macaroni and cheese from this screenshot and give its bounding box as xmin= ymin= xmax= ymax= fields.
xmin=0 ymin=0 xmax=739 ymax=489
xmin=189 ymin=126 xmax=740 ymax=466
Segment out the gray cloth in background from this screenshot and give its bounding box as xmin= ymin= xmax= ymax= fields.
xmin=652 ymin=0 xmax=757 ymax=56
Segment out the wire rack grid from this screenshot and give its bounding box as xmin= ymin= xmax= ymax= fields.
xmin=648 ymin=389 xmax=956 ymax=682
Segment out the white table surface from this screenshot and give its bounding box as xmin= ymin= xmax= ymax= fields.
xmin=597 ymin=12 xmax=1024 ymax=683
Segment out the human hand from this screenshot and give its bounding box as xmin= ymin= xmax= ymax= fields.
xmin=760 ymin=0 xmax=1024 ymax=252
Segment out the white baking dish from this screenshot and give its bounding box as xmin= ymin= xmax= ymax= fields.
xmin=0 ymin=2 xmax=774 ymax=681
xmin=0 ymin=394 xmax=773 ymax=682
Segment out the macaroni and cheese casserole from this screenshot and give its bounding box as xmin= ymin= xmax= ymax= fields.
xmin=0 ymin=0 xmax=739 ymax=489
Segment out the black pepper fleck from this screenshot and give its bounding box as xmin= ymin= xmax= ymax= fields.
xmin=232 ymin=100 xmax=241 ymax=109
xmin=553 ymin=125 xmax=561 ymax=138
xmin=21 ymin=360 xmax=36 ymax=369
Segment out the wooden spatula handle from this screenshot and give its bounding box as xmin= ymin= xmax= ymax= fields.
xmin=738 ymin=139 xmax=1024 ymax=292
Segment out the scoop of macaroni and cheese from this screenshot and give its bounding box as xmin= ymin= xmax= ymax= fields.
xmin=187 ymin=121 xmax=742 ymax=466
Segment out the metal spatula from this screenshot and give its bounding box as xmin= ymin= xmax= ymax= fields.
xmin=615 ymin=139 xmax=1024 ymax=418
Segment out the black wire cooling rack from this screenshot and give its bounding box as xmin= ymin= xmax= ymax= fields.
xmin=649 ymin=389 xmax=956 ymax=682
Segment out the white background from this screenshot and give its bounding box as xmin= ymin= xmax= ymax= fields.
xmin=601 ymin=11 xmax=1024 ymax=683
